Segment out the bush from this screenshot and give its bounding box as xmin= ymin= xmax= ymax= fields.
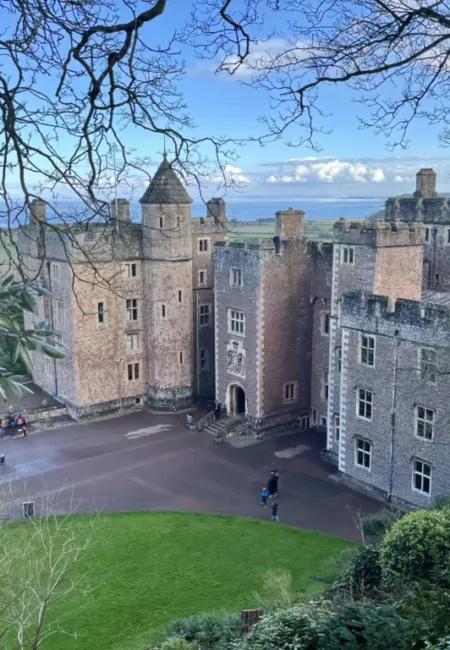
xmin=433 ymin=496 xmax=450 ymax=511
xmin=235 ymin=603 xmax=332 ymax=650
xmin=359 ymin=509 xmax=403 ymax=544
xmin=318 ymin=603 xmax=409 ymax=650
xmin=163 ymin=613 xmax=242 ymax=650
xmin=426 ymin=638 xmax=450 ymax=650
xmin=344 ymin=546 xmax=382 ymax=598
xmin=380 ymin=508 xmax=450 ymax=585
xmin=159 ymin=639 xmax=198 ymax=650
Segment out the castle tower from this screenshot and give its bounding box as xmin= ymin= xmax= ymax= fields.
xmin=140 ymin=155 xmax=194 ymax=409
xmin=414 ymin=168 xmax=437 ymax=198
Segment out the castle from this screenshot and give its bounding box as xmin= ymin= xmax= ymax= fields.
xmin=18 ymin=162 xmax=450 ymax=507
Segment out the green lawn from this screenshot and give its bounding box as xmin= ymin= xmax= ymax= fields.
xmin=3 ymin=511 xmax=353 ymax=650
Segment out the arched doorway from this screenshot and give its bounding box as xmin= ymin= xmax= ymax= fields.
xmin=228 ymin=384 xmax=246 ymax=416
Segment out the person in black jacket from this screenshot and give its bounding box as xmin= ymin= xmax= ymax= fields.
xmin=271 ymin=501 xmax=279 ymax=522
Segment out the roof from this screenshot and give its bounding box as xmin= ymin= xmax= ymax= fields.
xmin=422 ymin=290 xmax=450 ymax=307
xmin=139 ymin=155 xmax=193 ymax=205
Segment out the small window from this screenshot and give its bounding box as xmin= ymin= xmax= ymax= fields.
xmin=322 ymin=372 xmax=329 ymax=401
xmin=284 ymin=382 xmax=297 ymax=403
xmin=425 ymin=227 xmax=430 ymax=243
xmin=127 ymin=332 xmax=139 ymax=351
xmin=415 ymin=405 xmax=434 ymax=441
xmin=447 ymin=228 xmax=450 ymax=244
xmin=357 ymin=388 xmax=373 ymax=421
xmin=44 ymin=356 xmax=53 ymax=378
xmin=198 ymin=238 xmax=209 ymax=252
xmin=321 ymin=312 xmax=330 ymax=336
xmin=179 ymin=352 xmax=183 ymax=364
xmin=413 ymin=459 xmax=431 ymax=495
xmin=435 ymin=274 xmax=439 ymax=284
xmin=341 ymin=246 xmax=355 ymax=265
xmin=230 ymin=268 xmax=242 ymax=287
xmin=55 ymin=300 xmax=64 ymax=328
xmin=337 ymin=347 xmax=342 ymax=373
xmin=126 ymin=299 xmax=138 ymax=322
xmin=228 ymin=308 xmax=245 ymax=335
xmin=355 ymin=438 xmax=371 ymax=469
xmin=198 ymin=270 xmax=207 ymax=287
xmin=199 ymin=305 xmax=210 ymax=326
xmin=312 ymin=409 xmax=317 ymax=424
xmin=200 ymin=349 xmax=208 ymax=372
xmin=87 ymin=230 xmax=95 ymax=241
xmin=98 ymin=302 xmax=105 ymax=326
xmin=360 ymin=334 xmax=375 ymax=366
xmin=124 ymin=263 xmax=137 ymax=278
xmin=159 ymin=216 xmax=164 ymax=229
xmin=177 ymin=215 xmax=181 ymax=228
xmin=135 ymin=397 xmax=142 ymax=405
xmin=146 ymin=267 xmax=151 ymax=283
xmin=127 ymin=362 xmax=139 ymax=381
xmin=50 ymin=263 xmax=60 ymax=285
xmin=320 ymin=415 xmax=327 ymax=427
xmin=178 ymin=290 xmax=182 ymax=303
xmin=162 ymin=304 xmax=166 ymax=318
xmin=419 ymin=347 xmax=437 ymax=383
xmin=334 ymin=414 xmax=340 ymax=442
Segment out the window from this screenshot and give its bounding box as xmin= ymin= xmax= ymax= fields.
xmin=198 ymin=238 xmax=209 ymax=252
xmin=177 ymin=215 xmax=181 ymax=228
xmin=123 ymin=263 xmax=137 ymax=278
xmin=419 ymin=347 xmax=437 ymax=383
xmin=299 ymin=416 xmax=310 ymax=430
xmin=178 ymin=290 xmax=182 ymax=303
xmin=425 ymin=227 xmax=430 ymax=243
xmin=284 ymin=382 xmax=297 ymax=403
xmin=415 ymin=405 xmax=434 ymax=440
xmin=127 ymin=332 xmax=139 ymax=352
xmin=179 ymin=352 xmax=183 ymax=364
xmin=98 ymin=302 xmax=104 ymax=326
xmin=357 ymin=388 xmax=373 ymax=420
xmin=87 ymin=230 xmax=95 ymax=241
xmin=360 ymin=334 xmax=375 ymax=367
xmin=413 ymin=459 xmax=431 ymax=495
xmin=159 ymin=216 xmax=164 ymax=229
xmin=334 ymin=414 xmax=340 ymax=442
xmin=337 ymin=300 xmax=342 ymax=327
xmin=320 ymin=416 xmax=327 ymax=428
xmin=161 ymin=304 xmax=166 ymax=318
xmin=55 ymin=300 xmax=64 ymax=327
xmin=321 ymin=312 xmax=330 ymax=336
xmin=229 ymin=308 xmax=245 ymax=335
xmin=198 ymin=270 xmax=207 ymax=287
xmin=127 ymin=362 xmax=139 ymax=381
xmin=146 ymin=267 xmax=152 ymax=283
xmin=50 ymin=263 xmax=60 ymax=286
xmin=355 ymin=438 xmax=371 ymax=469
xmin=337 ymin=347 xmax=342 ymax=372
xmin=126 ymin=299 xmax=138 ymax=322
xmin=447 ymin=228 xmax=450 ymax=244
xmin=312 ymin=409 xmax=317 ymax=424
xmin=44 ymin=356 xmax=53 ymax=378
xmin=341 ymin=246 xmax=355 ymax=265
xmin=200 ymin=349 xmax=208 ymax=372
xmin=199 ymin=304 xmax=210 ymax=327
xmin=230 ymin=268 xmax=242 ymax=287
xmin=135 ymin=397 xmax=142 ymax=405
xmin=322 ymin=372 xmax=329 ymax=401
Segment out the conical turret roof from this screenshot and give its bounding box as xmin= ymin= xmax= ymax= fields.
xmin=139 ymin=154 xmax=193 ymax=205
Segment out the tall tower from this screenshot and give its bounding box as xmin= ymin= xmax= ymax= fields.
xmin=140 ymin=155 xmax=194 ymax=410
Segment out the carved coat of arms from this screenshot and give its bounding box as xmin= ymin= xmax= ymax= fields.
xmin=227 ymin=339 xmax=245 ymax=378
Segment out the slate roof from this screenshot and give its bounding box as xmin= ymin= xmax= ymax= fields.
xmin=139 ymin=155 xmax=193 ymax=205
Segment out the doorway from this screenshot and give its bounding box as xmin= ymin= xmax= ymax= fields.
xmin=229 ymin=384 xmax=246 ymax=416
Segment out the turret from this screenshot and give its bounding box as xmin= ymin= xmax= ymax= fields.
xmin=413 ymin=168 xmax=437 ymax=198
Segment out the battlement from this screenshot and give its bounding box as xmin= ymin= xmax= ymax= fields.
xmin=215 ymin=239 xmax=274 ymax=251
xmin=333 ymin=219 xmax=423 ymax=248
xmin=342 ymin=291 xmax=450 ymax=346
xmin=385 ymin=196 xmax=450 ymax=224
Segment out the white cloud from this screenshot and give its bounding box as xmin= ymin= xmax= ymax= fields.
xmin=370 ymin=168 xmax=385 ymax=183
xmin=223 ymin=164 xmax=250 ymax=184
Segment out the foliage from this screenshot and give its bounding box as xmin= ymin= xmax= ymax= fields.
xmin=253 ymin=570 xmax=309 ymax=613
xmin=318 ymin=603 xmax=409 ymax=650
xmin=341 ymin=547 xmax=382 ymax=600
xmin=234 ymin=603 xmax=332 ymax=650
xmin=359 ymin=509 xmax=404 ymax=545
xmin=164 ymin=613 xmax=242 ymax=650
xmin=399 ymin=578 xmax=450 ymax=649
xmin=433 ymin=496 xmax=450 ymax=511
xmin=159 ymin=639 xmax=199 ymax=650
xmin=380 ymin=508 xmax=450 ymax=586
xmin=0 ymin=276 xmax=65 ymax=400
xmin=426 ymin=638 xmax=450 ymax=650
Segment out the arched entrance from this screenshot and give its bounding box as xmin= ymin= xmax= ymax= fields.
xmin=228 ymin=383 xmax=246 ymax=416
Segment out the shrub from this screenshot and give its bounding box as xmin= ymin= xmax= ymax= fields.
xmin=425 ymin=638 xmax=450 ymax=650
xmin=380 ymin=508 xmax=450 ymax=586
xmin=344 ymin=546 xmax=382 ymax=598
xmin=359 ymin=509 xmax=403 ymax=544
xmin=159 ymin=639 xmax=198 ymax=650
xmin=235 ymin=603 xmax=332 ymax=650
xmin=163 ymin=613 xmax=242 ymax=650
xmin=318 ymin=603 xmax=409 ymax=650
xmin=433 ymin=496 xmax=450 ymax=511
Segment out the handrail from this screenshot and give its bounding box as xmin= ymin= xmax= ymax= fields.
xmin=197 ymin=410 xmax=215 ymax=431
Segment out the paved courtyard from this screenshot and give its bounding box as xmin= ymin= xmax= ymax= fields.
xmin=0 ymin=410 xmax=381 ymax=540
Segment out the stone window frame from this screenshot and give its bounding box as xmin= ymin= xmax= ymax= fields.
xmin=340 ymin=245 xmax=355 ymax=265
xmin=414 ymin=405 xmax=435 ymax=441
xmin=198 ymin=237 xmax=210 ymax=253
xmin=50 ymin=262 xmax=60 ymax=287
xmin=336 ymin=347 xmax=342 ymax=372
xmin=198 ymin=269 xmax=207 ymax=287
xmin=283 ymin=381 xmax=298 ymax=404
xmin=424 ymin=227 xmax=431 ymax=243
xmin=178 ymin=290 xmax=183 ymax=303
xmin=354 ymin=437 xmax=372 ymax=470
xmin=161 ymin=304 xmax=167 ymax=319
xmin=54 ymin=300 xmax=65 ymax=328
xmin=412 ymin=458 xmax=432 ymax=496
xmin=321 ymin=371 xmax=329 ymax=401
xmin=44 ymin=355 xmax=53 ymax=378
xmin=228 ymin=307 xmax=245 ymax=337
xmin=127 ymin=362 xmax=140 ymax=381
xmin=126 ymin=298 xmax=138 ymax=322
xmin=123 ymin=262 xmax=137 ymax=279
xmin=446 ymin=228 xmax=450 ymax=245
xmin=418 ymin=347 xmax=437 ymax=384
xmin=334 ymin=414 xmax=340 ymax=442
xmin=356 ymin=387 xmax=373 ymax=421
xmin=320 ymin=415 xmax=327 ymax=428
xmin=320 ymin=311 xmax=330 ymax=336
xmin=199 ymin=348 xmax=209 ymax=372
xmin=312 ymin=409 xmax=317 ymax=424
xmin=359 ymin=333 xmax=376 ymax=367
xmin=127 ymin=332 xmax=140 ymax=352
xmin=299 ymin=415 xmax=310 ymax=430
xmin=146 ymin=267 xmax=152 ymax=283
xmin=230 ymin=267 xmax=243 ymax=288
xmin=97 ymin=302 xmax=105 ymax=327
xmin=198 ymin=304 xmax=211 ymax=327
xmin=179 ymin=352 xmax=183 ymax=364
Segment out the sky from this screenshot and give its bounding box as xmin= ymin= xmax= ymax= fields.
xmin=4 ymin=0 xmax=450 ymax=204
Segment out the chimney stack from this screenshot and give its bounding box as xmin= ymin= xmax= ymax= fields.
xmin=30 ymin=199 xmax=46 ymax=222
xmin=111 ymin=198 xmax=131 ymax=223
xmin=206 ymin=198 xmax=227 ymax=222
xmin=413 ymin=168 xmax=437 ymax=199
xmin=275 ymin=207 xmax=305 ymax=240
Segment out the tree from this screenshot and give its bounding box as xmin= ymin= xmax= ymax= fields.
xmin=0 ymin=276 xmax=64 ymax=400
xmin=187 ymin=0 xmax=450 ymax=150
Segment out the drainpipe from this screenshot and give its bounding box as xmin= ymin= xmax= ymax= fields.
xmin=388 ymin=332 xmax=400 ymax=502
xmin=46 ymin=262 xmax=59 ymax=398
xmin=196 ymin=292 xmax=200 ymax=398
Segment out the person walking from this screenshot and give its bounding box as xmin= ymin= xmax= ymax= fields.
xmin=271 ymin=501 xmax=279 ymax=523
xmin=270 ymin=469 xmax=279 ymax=497
xmin=260 ymin=486 xmax=269 ymax=507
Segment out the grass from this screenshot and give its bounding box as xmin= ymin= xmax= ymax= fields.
xmin=3 ymin=511 xmax=353 ymax=650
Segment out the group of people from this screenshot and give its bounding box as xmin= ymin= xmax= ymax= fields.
xmin=260 ymin=469 xmax=280 ymax=522
xmin=0 ymin=413 xmax=28 ymax=437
